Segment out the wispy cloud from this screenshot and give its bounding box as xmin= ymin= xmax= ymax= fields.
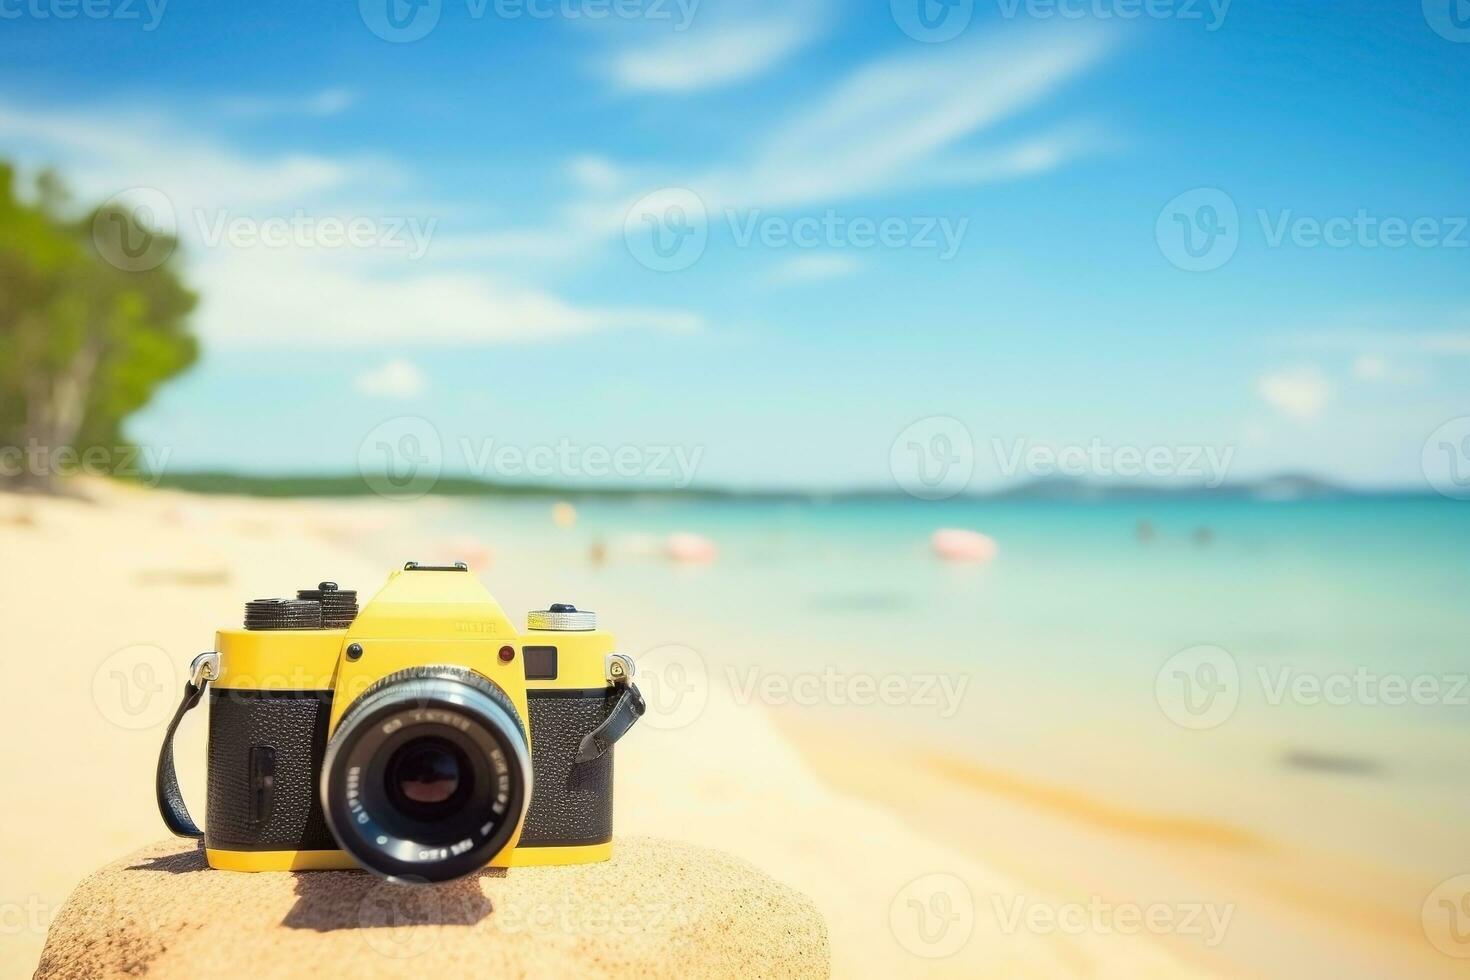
xmin=768 ymin=253 xmax=861 ymax=284
xmin=193 ymin=247 xmax=702 ymax=347
xmin=1281 ymin=329 xmax=1470 ymax=356
xmin=602 ymin=0 xmax=824 ymax=92
xmin=466 ymin=23 xmax=1119 ymax=260
xmin=724 ymin=24 xmax=1116 ymax=208
xmin=355 ymin=358 xmax=426 ymax=399
xmin=0 ymin=97 xmax=704 ymax=348
xmin=218 ymin=87 xmax=357 ymax=119
xmin=0 ymin=101 xmax=367 ymax=208
xmin=1257 ymin=366 xmax=1332 ymax=421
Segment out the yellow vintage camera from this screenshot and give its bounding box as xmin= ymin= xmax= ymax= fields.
xmin=155 ymin=562 xmax=644 ymax=882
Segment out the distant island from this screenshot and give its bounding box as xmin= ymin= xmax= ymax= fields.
xmin=142 ymin=471 xmax=1432 ymax=502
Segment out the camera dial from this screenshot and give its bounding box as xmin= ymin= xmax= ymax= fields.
xmin=527 ymin=603 xmax=597 ymax=631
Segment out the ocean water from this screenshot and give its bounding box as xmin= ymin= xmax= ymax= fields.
xmin=414 ymin=495 xmax=1470 ymax=875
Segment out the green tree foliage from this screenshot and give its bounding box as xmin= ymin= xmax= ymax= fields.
xmin=0 ymin=164 xmax=197 ymax=490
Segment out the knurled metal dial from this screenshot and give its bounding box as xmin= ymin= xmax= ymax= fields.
xmin=527 ymin=603 xmax=597 ymax=631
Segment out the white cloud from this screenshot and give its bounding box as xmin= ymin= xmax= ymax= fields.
xmin=607 ymin=17 xmax=818 ymax=93
xmin=190 ymin=246 xmax=702 ymax=347
xmin=565 ymin=154 xmax=625 ymax=192
xmin=459 ymin=24 xmax=1118 ymax=262
xmin=0 ymin=97 xmax=705 ymax=348
xmin=598 ymin=0 xmax=825 ymax=93
xmin=0 ymin=101 xmax=366 ymax=210
xmin=1257 ymin=367 xmax=1332 ymax=421
xmin=1352 ymin=354 xmax=1388 ymax=381
xmin=768 ymin=254 xmax=860 ymax=284
xmin=729 ymin=25 xmax=1115 ymax=209
xmin=1278 ymin=322 xmax=1470 ymax=357
xmin=355 ymin=359 xmax=426 ymax=399
xmin=219 ymin=88 xmax=357 ymax=119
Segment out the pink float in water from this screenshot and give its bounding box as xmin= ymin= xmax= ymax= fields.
xmin=665 ymin=532 xmax=719 ymax=564
xmin=930 ymin=528 xmax=998 ymax=563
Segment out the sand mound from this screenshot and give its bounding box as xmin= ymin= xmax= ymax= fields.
xmin=35 ymin=837 xmax=828 ymax=979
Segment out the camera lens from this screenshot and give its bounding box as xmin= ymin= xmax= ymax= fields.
xmin=386 ymin=738 xmax=467 ymax=814
xmin=320 ymin=666 xmax=531 ymax=882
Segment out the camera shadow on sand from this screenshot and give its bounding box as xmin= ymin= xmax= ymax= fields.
xmin=126 ymin=844 xmax=209 ymax=875
xmin=282 ymin=867 xmax=501 ymax=932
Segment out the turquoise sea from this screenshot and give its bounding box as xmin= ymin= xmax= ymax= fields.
xmin=409 ymin=495 xmax=1469 ymax=878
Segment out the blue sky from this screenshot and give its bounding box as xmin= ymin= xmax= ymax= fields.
xmin=1 ymin=0 xmax=1467 ymax=491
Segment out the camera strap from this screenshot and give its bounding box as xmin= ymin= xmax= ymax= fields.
xmin=575 ymin=680 xmax=647 ymax=764
xmin=155 ymin=652 xmax=218 ymax=840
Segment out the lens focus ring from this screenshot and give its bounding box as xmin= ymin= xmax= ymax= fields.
xmin=321 ymin=666 xmax=531 ymax=882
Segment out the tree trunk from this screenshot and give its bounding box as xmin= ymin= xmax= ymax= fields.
xmin=14 ymin=334 xmax=104 ymax=494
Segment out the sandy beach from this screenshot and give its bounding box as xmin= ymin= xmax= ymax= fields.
xmin=0 ymin=482 xmax=1449 ymax=978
